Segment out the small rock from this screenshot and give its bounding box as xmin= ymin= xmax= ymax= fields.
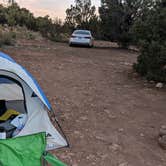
xmin=95 ymin=136 xmax=106 ymax=142
xmin=80 ymin=116 xmax=88 ymax=121
xmin=133 ymin=72 xmax=139 ymax=78
xmin=158 ymin=135 xmax=166 ymax=150
xmin=72 ymin=164 xmax=78 ymax=166
xmin=162 ymin=65 xmax=166 ymax=70
xmin=101 ymin=154 xmax=109 ymax=160
xmin=118 ymin=128 xmax=124 ymax=132
xmin=109 ymin=114 xmax=117 ymax=119
xmin=119 ymin=162 xmax=128 ymax=166
xmin=152 ymin=111 xmax=157 ymax=115
xmin=76 ymin=120 xmax=79 ymax=123
xmin=124 ymin=62 xmax=132 ymax=66
xmin=68 ymin=152 xmax=75 ymax=156
xmin=86 ymin=154 xmax=95 ymax=160
xmin=104 ymin=109 xmax=110 ymax=114
xmin=104 ymin=109 xmax=116 ymax=119
xmin=60 ymin=153 xmax=71 ymax=159
xmin=159 ymin=125 xmax=166 ymax=137
xmin=61 ymin=113 xmax=70 ymax=120
xmin=120 ymin=111 xmax=125 ymax=115
xmin=161 ymin=125 xmax=166 ymax=129
xmin=156 ymin=82 xmax=164 ymax=88
xmin=74 ymin=131 xmax=81 ymax=135
xmin=149 ymin=80 xmax=155 ymax=84
xmin=109 ymin=143 xmax=122 ymax=152
xmin=140 ymin=133 xmax=145 ymax=137
xmin=80 ymin=135 xmax=84 ymax=139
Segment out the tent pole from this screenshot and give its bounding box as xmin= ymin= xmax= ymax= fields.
xmin=51 ymin=108 xmax=70 ymax=148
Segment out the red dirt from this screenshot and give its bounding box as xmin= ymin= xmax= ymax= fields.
xmin=2 ymin=39 xmax=166 ymax=166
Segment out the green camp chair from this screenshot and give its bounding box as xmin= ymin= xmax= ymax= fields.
xmin=0 ymin=132 xmax=67 ymax=166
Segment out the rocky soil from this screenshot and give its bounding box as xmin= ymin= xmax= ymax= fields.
xmin=2 ymin=39 xmax=166 ymax=166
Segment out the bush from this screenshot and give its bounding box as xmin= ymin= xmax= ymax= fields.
xmin=133 ymin=0 xmax=166 ymax=82
xmin=117 ymin=32 xmax=132 ymax=48
xmin=26 ymin=32 xmax=36 ymax=40
xmin=134 ymin=41 xmax=166 ymax=82
xmin=0 ymin=31 xmax=14 ymax=46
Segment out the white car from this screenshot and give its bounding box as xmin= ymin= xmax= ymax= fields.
xmin=69 ymin=30 xmax=94 ymax=47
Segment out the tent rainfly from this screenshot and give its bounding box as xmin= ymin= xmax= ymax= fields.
xmin=0 ymin=52 xmax=68 ymax=166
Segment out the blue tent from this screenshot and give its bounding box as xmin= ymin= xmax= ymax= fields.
xmin=0 ymin=52 xmax=68 ymax=150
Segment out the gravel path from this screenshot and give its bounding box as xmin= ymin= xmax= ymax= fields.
xmin=2 ymin=40 xmax=166 ymax=166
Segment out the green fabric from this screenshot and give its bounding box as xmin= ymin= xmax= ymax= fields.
xmin=0 ymin=132 xmax=46 ymax=166
xmin=44 ymin=153 xmax=67 ymax=166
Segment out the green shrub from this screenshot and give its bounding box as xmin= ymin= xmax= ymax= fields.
xmin=133 ymin=0 xmax=166 ymax=82
xmin=134 ymin=41 xmax=166 ymax=82
xmin=0 ymin=31 xmax=14 ymax=46
xmin=26 ymin=32 xmax=36 ymax=40
xmin=117 ymin=32 xmax=132 ymax=48
xmin=10 ymin=31 xmax=16 ymax=39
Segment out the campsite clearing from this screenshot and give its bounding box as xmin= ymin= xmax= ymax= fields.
xmin=2 ymin=39 xmax=166 ymax=166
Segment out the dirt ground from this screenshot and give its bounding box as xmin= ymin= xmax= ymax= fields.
xmin=2 ymin=39 xmax=166 ymax=166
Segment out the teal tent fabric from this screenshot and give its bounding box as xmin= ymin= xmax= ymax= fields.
xmin=0 ymin=133 xmax=46 ymax=166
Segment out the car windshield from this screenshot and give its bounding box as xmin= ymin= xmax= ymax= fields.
xmin=74 ymin=30 xmax=90 ymax=35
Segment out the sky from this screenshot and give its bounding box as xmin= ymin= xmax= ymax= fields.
xmin=13 ymin=0 xmax=101 ymax=20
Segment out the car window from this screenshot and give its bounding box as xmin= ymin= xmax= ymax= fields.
xmin=74 ymin=31 xmax=90 ymax=35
